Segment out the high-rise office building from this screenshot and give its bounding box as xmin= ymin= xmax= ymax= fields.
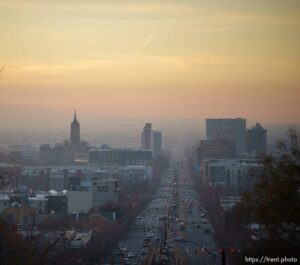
xmin=246 ymin=123 xmax=267 ymax=153
xmin=206 ymin=118 xmax=246 ymax=155
xmin=70 ymin=111 xmax=80 ymax=152
xmin=141 ymin=123 xmax=152 ymax=150
xmin=151 ymin=131 xmax=162 ymax=157
xmin=141 ymin=123 xmax=162 ymax=157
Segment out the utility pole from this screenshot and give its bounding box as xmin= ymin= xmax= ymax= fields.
xmin=164 ymin=222 xmax=167 ymax=248
xmin=221 ymin=249 xmax=226 ymax=265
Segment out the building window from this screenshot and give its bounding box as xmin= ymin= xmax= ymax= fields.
xmin=7 ymin=213 xmax=16 ymax=224
xmin=97 ymin=186 xmax=109 ymax=192
xmin=23 ymin=216 xmax=29 ymax=226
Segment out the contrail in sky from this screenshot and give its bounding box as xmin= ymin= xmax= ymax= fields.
xmin=135 ymin=32 xmax=153 ymax=54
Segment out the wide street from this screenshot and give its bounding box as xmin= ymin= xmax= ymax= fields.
xmin=109 ymin=164 xmax=220 ymax=265
xmin=175 ymin=169 xmax=219 ymax=265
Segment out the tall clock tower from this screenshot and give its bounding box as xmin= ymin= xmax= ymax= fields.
xmin=70 ymin=110 xmax=80 ymax=152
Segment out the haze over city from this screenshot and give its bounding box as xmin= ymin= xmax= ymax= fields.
xmin=0 ymin=1 xmax=299 ymax=265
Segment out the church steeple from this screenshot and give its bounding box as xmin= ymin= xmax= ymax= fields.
xmin=70 ymin=110 xmax=80 ymax=152
xmin=73 ymin=109 xmax=77 ymax=121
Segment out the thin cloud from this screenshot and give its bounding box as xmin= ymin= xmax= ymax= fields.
xmin=135 ymin=33 xmax=153 ymax=54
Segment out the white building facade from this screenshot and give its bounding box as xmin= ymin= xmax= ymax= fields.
xmin=201 ymin=159 xmax=262 ymax=189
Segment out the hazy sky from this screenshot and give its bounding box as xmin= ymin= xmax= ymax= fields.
xmin=0 ymin=0 xmax=300 ymax=130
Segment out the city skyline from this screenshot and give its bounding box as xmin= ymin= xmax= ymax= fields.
xmin=0 ymin=2 xmax=299 ymax=263
xmin=0 ymin=0 xmax=300 ymax=127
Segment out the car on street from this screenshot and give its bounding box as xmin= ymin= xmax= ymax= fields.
xmin=127 ymin=252 xmax=135 ymax=258
xmin=123 ymin=258 xmax=130 ymax=265
xmin=147 ymin=233 xmax=154 ymax=238
xmin=142 ymin=237 xmax=150 ymax=247
xmin=119 ymin=246 xmax=127 ymax=253
xmin=117 ymin=249 xmax=126 ymax=256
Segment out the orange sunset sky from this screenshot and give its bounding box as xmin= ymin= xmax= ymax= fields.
xmin=0 ymin=0 xmax=300 ymax=129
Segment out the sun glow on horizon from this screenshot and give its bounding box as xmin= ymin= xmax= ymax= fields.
xmin=0 ymin=0 xmax=299 ymax=128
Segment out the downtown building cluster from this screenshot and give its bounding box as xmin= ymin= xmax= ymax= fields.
xmin=0 ymin=113 xmax=163 ymax=250
xmin=194 ymin=118 xmax=267 ymax=205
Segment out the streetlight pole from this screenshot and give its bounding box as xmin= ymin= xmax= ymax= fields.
xmin=221 ymin=249 xmax=226 ymax=265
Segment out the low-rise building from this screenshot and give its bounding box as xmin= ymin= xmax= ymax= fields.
xmin=0 ymin=194 xmax=9 ymax=213
xmin=49 ymin=169 xmax=68 ymax=191
xmin=67 ymin=179 xmax=118 ymax=213
xmin=40 ymin=143 xmax=73 ymax=166
xmin=92 ymin=179 xmax=118 ymax=207
xmin=201 ymin=159 xmax=262 ymax=189
xmin=67 ymin=190 xmax=93 ymax=213
xmin=119 ymin=165 xmax=151 ymax=184
xmin=220 ymin=196 xmax=242 ymax=211
xmin=46 ymin=190 xmax=68 ymax=214
xmin=1 ymin=202 xmax=35 ymax=228
xmin=28 ymin=195 xmax=48 ymax=215
xmin=88 ymin=147 xmax=152 ymax=167
xmin=10 ymin=146 xmax=40 ymax=162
